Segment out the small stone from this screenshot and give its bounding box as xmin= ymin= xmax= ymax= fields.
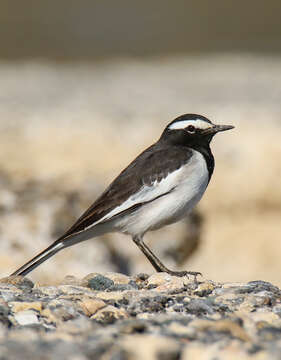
xmin=246 ymin=280 xmax=280 ymax=294
xmin=194 ymin=281 xmax=215 ymax=297
xmin=156 ymin=277 xmax=185 ymax=293
xmin=58 ymin=285 xmax=89 ymax=295
xmin=91 ymin=305 xmax=129 ymax=323
xmin=103 ymin=272 xmax=130 ymax=285
xmin=39 ymin=286 xmax=61 ymax=297
xmin=0 ymin=276 xmax=34 ymax=290
xmin=81 ymin=272 xmax=100 ymax=286
xmin=86 ymin=275 xmax=114 ymax=291
xmin=10 ymin=301 xmax=42 ymax=313
xmin=147 ymin=273 xmax=173 ymax=287
xmin=78 ymin=297 xmax=106 ymax=316
xmin=14 ymin=310 xmax=39 ymax=326
xmin=185 ymin=299 xmax=215 ymax=315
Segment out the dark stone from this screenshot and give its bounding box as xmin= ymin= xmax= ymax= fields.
xmin=194 ymin=287 xmax=213 ymax=297
xmin=135 ymin=273 xmax=149 ymax=281
xmin=87 ymin=275 xmax=114 ymax=291
xmin=139 ymin=296 xmax=166 ymax=313
xmin=14 ymin=277 xmax=34 ymax=290
xmin=185 ymin=299 xmax=215 ymax=315
xmin=236 ymin=281 xmax=280 ymax=295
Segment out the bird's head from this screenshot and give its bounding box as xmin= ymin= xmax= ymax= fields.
xmin=160 ymin=114 xmax=234 ymax=146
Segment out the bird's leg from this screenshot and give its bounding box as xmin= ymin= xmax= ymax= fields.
xmin=132 ymin=235 xmax=202 ymax=279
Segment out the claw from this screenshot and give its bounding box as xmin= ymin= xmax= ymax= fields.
xmin=163 ymin=270 xmax=203 ymax=281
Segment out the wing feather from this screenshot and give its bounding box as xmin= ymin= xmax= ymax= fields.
xmin=59 ymin=143 xmax=193 ymax=240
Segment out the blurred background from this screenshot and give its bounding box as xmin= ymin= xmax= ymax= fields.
xmin=0 ymin=0 xmax=280 ymax=285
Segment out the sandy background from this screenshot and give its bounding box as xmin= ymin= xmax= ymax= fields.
xmin=0 ymin=55 xmax=280 ymax=285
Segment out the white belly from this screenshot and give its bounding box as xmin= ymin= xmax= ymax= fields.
xmin=115 ymin=150 xmax=209 ymax=237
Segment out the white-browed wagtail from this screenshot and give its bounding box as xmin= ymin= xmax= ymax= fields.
xmin=11 ymin=114 xmax=234 ymax=278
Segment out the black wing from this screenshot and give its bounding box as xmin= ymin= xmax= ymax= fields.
xmin=59 ymin=143 xmax=193 ymax=239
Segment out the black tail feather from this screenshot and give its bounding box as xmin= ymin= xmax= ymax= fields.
xmin=10 ymin=241 xmax=64 ymax=277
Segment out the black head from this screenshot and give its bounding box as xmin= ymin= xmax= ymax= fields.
xmin=160 ymin=114 xmax=234 ymax=147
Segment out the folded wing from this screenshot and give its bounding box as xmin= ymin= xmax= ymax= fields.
xmin=59 ymin=143 xmax=193 ymax=240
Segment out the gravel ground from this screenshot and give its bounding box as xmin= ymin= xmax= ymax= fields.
xmin=0 ymin=273 xmax=280 ymax=360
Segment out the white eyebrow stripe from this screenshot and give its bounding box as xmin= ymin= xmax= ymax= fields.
xmin=168 ymin=119 xmax=212 ymax=130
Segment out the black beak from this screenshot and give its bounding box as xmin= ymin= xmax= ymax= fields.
xmin=203 ymin=124 xmax=234 ymax=135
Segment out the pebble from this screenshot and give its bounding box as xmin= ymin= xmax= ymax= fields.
xmin=103 ymin=272 xmax=130 ymax=285
xmin=78 ymin=298 xmax=106 ymax=316
xmin=185 ymin=298 xmax=215 ymax=315
xmin=91 ymin=305 xmax=129 ymax=323
xmin=0 ymin=273 xmax=280 ymax=359
xmin=194 ymin=281 xmax=215 ymax=297
xmin=147 ymin=272 xmax=187 ymax=293
xmin=0 ymin=276 xmax=34 ymax=290
xmin=86 ymin=274 xmax=114 ymax=291
xmin=58 ymin=285 xmax=90 ymax=295
xmin=10 ymin=301 xmax=42 ymax=313
xmin=147 ymin=272 xmax=173 ymax=287
xmin=14 ymin=310 xmax=39 ymax=326
xmin=39 ymin=286 xmax=61 ymax=297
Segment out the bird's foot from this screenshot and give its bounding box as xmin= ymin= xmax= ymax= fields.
xmin=164 ymin=269 xmax=202 ymax=281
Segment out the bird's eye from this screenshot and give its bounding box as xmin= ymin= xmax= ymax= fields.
xmin=187 ymin=125 xmax=196 ymax=133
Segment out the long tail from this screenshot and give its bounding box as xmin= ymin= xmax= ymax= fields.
xmin=10 ymin=221 xmax=111 ymax=277
xmin=10 ymin=241 xmax=64 ymax=276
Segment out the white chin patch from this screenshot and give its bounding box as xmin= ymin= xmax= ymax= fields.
xmin=169 ymin=119 xmax=212 ymax=131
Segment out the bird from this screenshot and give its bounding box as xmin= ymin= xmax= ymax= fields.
xmin=11 ymin=114 xmax=234 ymax=278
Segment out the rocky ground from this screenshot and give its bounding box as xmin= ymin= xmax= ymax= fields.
xmin=0 ymin=273 xmax=280 ymax=360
